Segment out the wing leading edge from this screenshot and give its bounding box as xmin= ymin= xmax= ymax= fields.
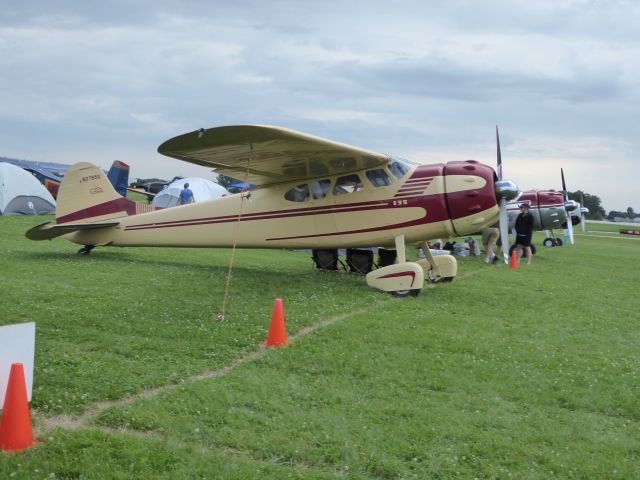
xmin=157 ymin=125 xmax=391 ymax=186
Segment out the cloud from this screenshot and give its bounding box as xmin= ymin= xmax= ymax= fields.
xmin=0 ymin=0 xmax=638 ymax=210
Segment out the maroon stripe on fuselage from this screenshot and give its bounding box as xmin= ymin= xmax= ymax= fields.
xmin=57 ymin=198 xmax=137 ymax=224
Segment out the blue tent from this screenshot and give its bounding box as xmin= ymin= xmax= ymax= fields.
xmin=228 ymin=182 xmax=254 ymax=191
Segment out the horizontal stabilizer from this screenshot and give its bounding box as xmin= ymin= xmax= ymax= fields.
xmin=25 ymin=221 xmax=119 ymax=241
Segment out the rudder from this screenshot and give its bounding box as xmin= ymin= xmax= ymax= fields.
xmin=56 ymin=162 xmax=136 ymax=224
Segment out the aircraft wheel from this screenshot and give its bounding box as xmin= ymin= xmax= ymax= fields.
xmin=531 ymin=244 xmax=537 ymax=255
xmin=76 ymin=245 xmax=94 ymax=256
xmin=555 ymin=238 xmax=563 ymax=247
xmin=391 ymin=289 xmax=421 ymax=298
xmin=543 ymin=238 xmax=555 ymax=248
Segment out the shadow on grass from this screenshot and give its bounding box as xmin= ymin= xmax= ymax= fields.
xmin=19 ymin=249 xmax=369 ymax=289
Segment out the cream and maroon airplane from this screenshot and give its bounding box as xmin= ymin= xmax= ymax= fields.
xmin=504 ymin=169 xmax=581 ymax=248
xmin=27 ymin=125 xmax=519 ymax=297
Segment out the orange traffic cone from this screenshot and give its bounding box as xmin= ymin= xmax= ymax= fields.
xmin=509 ymin=250 xmax=518 ymax=270
xmin=0 ymin=363 xmax=34 ymax=452
xmin=265 ymin=298 xmax=287 ymax=348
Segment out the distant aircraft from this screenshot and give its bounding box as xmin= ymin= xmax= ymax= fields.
xmin=27 ymin=125 xmax=519 ymax=297
xmin=1 ymin=158 xmax=130 ymax=199
xmin=504 ymin=169 xmax=588 ymax=248
xmin=494 ymin=129 xmax=583 ymax=249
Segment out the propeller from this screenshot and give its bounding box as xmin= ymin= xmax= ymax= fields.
xmin=561 ymin=168 xmax=575 ymax=245
xmin=495 ymin=126 xmax=517 ymax=264
xmin=580 ymin=191 xmax=586 ymax=233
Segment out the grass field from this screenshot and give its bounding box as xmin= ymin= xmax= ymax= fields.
xmin=1 ymin=216 xmax=638 ymax=479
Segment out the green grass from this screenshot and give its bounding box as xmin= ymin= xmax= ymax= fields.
xmin=1 ymin=215 xmax=639 ymax=479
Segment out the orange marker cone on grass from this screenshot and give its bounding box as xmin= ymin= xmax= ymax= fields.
xmin=0 ymin=363 xmax=34 ymax=452
xmin=509 ymin=250 xmax=518 ymax=270
xmin=265 ymin=298 xmax=287 ymax=347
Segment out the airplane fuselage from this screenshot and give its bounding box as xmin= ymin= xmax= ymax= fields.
xmin=64 ymin=160 xmax=500 ymax=250
xmin=506 ymin=190 xmax=568 ymax=232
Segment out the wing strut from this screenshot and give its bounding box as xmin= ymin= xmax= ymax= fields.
xmin=216 ymin=143 xmax=254 ymax=322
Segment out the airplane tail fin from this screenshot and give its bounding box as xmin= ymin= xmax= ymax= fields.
xmin=107 ymin=160 xmax=130 ymax=197
xmin=55 ymin=162 xmax=154 ymax=224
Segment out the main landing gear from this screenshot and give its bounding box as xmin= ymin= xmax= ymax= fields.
xmin=543 ymin=237 xmax=562 ymax=247
xmin=365 ymin=236 xmax=458 ymax=297
xmin=76 ymin=245 xmax=95 ymax=256
xmin=542 ymin=229 xmax=563 ymax=248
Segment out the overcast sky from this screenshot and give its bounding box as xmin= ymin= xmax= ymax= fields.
xmin=1 ymin=0 xmax=638 ymax=211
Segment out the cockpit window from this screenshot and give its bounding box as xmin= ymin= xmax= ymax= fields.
xmin=284 ymin=184 xmax=310 ymax=202
xmin=333 ymin=174 xmax=364 ymax=196
xmin=366 ymin=168 xmax=392 ymax=187
xmin=389 ymin=158 xmax=411 ymax=180
xmin=310 ymin=179 xmax=331 ymax=199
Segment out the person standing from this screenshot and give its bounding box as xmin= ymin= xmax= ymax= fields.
xmin=515 ymin=203 xmax=534 ymax=265
xmin=178 ymin=183 xmax=195 ymax=205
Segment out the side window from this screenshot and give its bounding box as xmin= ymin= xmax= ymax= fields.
xmin=333 ymin=174 xmax=363 ymax=196
xmin=389 ymin=159 xmax=410 ymax=180
xmin=310 ymin=179 xmax=331 ymax=199
xmin=284 ymin=184 xmax=310 ymax=202
xmin=366 ymin=168 xmax=392 ymax=187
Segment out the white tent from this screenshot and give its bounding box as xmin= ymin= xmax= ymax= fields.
xmin=0 ymin=162 xmax=56 ymax=215
xmin=152 ymin=177 xmax=229 ymax=208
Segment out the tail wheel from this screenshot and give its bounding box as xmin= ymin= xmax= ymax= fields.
xmin=77 ymin=245 xmax=95 ymax=256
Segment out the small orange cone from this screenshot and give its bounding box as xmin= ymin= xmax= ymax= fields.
xmin=265 ymin=298 xmax=287 ymax=348
xmin=0 ymin=363 xmax=34 ymax=452
xmin=509 ymin=250 xmax=518 ymax=270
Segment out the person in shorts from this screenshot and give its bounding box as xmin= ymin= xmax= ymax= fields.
xmin=515 ymin=203 xmax=534 ymax=265
xmin=481 ymin=224 xmax=500 ymax=264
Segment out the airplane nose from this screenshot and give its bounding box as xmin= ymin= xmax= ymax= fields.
xmin=495 ymin=180 xmax=519 ymax=202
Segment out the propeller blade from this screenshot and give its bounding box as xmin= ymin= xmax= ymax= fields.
xmin=499 ymin=198 xmax=510 ymax=264
xmin=561 ymin=168 xmax=574 ymax=245
xmin=496 ymin=126 xmax=503 ymax=180
xmin=580 ymin=192 xmax=586 ymax=232
xmin=567 ymin=216 xmax=575 ymax=245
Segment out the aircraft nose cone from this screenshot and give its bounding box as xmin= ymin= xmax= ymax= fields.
xmin=564 ymin=200 xmax=579 ymax=211
xmin=495 ymin=180 xmax=519 ymax=201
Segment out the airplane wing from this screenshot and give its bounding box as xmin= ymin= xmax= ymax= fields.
xmin=127 ymin=187 xmax=155 ymax=199
xmin=157 ymin=125 xmax=391 ymax=186
xmin=26 ymin=221 xmax=119 ymax=241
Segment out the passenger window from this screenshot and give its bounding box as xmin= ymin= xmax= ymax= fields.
xmin=389 ymin=158 xmax=410 ymax=179
xmin=366 ymin=169 xmax=392 ymax=187
xmin=333 ymin=174 xmax=363 ymax=196
xmin=310 ymin=179 xmax=331 ymax=199
xmin=284 ymin=184 xmax=310 ymax=202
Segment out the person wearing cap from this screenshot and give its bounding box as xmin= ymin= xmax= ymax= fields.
xmin=515 ymin=203 xmax=534 ymax=264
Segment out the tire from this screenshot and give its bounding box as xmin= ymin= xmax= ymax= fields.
xmin=391 ymin=289 xmax=421 ymax=298
xmin=76 ymin=245 xmax=94 ymax=256
xmin=543 ymin=238 xmax=555 ymax=248
xmin=531 ymin=244 xmax=537 ymax=255
xmin=555 ymin=238 xmax=563 ymax=247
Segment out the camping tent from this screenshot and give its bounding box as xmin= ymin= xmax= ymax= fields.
xmin=0 ymin=162 xmax=56 ymax=215
xmin=152 ymin=177 xmax=229 ymax=208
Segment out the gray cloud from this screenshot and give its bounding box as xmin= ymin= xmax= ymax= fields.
xmin=0 ymin=0 xmax=638 ymax=210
